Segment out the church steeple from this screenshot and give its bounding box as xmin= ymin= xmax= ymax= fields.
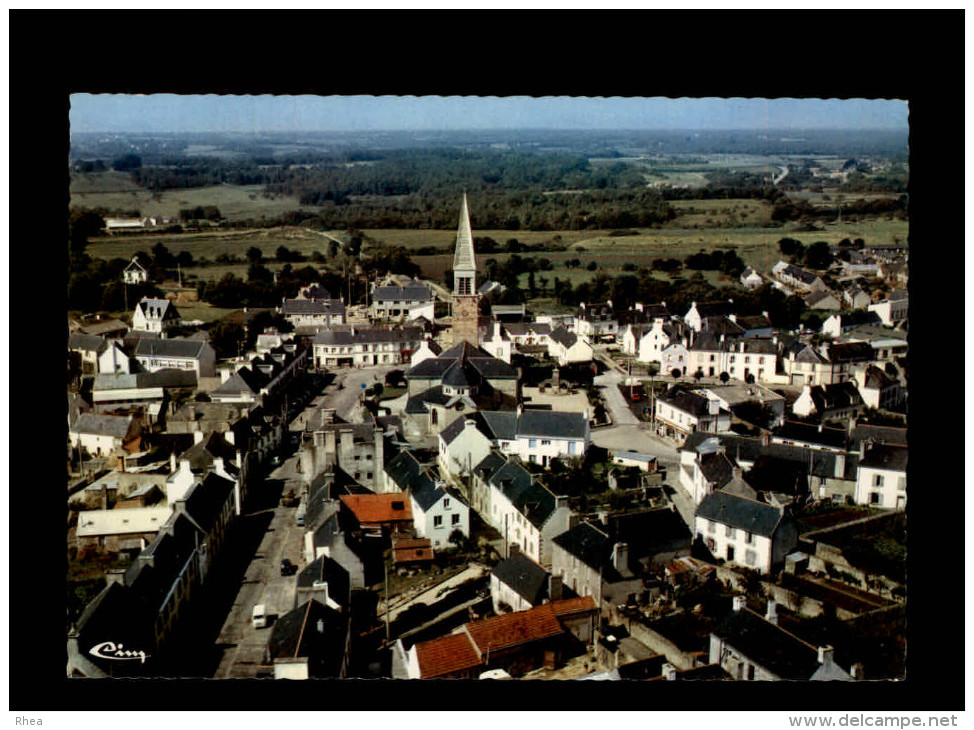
xmin=453 ymin=193 xmax=477 ymax=296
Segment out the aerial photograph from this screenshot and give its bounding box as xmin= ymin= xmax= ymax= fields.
xmin=65 ymin=94 xmax=908 ymax=682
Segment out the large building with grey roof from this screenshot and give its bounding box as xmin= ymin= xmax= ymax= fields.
xmin=311 ymin=326 xmax=423 ymax=368
xmin=371 ymin=278 xmax=434 ymax=321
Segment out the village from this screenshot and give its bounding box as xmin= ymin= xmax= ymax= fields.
xmin=66 ymin=194 xmax=907 ymax=682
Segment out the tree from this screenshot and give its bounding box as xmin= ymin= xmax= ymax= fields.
xmin=693 ymin=368 xmax=704 ymax=382
xmin=720 ymin=371 xmax=730 ymax=383
xmin=246 ymin=247 xmax=264 ymax=265
xmin=744 ymin=373 xmax=756 ymax=385
xmin=586 ymin=260 xmax=598 ymax=271
xmin=805 ymin=240 xmax=833 ymax=270
xmin=671 ymin=368 xmax=682 ymax=379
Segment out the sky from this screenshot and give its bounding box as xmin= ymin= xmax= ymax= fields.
xmin=69 ymin=95 xmax=909 ymax=135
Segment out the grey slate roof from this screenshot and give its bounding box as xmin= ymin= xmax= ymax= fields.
xmin=849 ymin=424 xmax=907 ymax=449
xmin=212 ymin=367 xmax=268 ymax=396
xmin=859 ymin=443 xmax=907 ymax=472
xmin=491 ymin=552 xmax=549 ymax=605
xmin=134 ymin=338 xmax=210 ymax=360
xmin=71 ymin=413 xmax=134 ymax=439
xmin=552 ymin=521 xmax=612 ymax=572
xmin=68 ymin=332 xmax=108 ymax=353
xmin=266 ymin=600 xmax=347 ymax=676
xmin=373 ymin=282 xmax=432 ymax=302
xmin=773 ymin=421 xmax=849 ymax=450
xmin=696 ymin=490 xmax=785 ymax=538
xmin=548 ymin=325 xmax=579 ymax=349
xmin=503 ymin=322 xmax=551 ymax=337
xmin=312 ymin=327 xmax=422 ymax=346
xmin=282 ymin=299 xmax=345 ymax=315
xmin=474 ymin=450 xmax=507 ymax=481
xmin=830 ymin=311 xmax=883 ymax=330
xmin=712 ymin=606 xmax=828 ymax=680
xmin=682 ymin=432 xmax=844 ymax=481
xmin=489 ymin=460 xmax=558 ymax=530
xmin=385 ymin=450 xmax=425 ymax=490
xmin=181 ymin=472 xmax=234 ymax=534
xmin=658 ymin=387 xmax=713 ymax=417
xmin=297 ymin=555 xmax=351 ymax=610
xmin=698 ymin=451 xmax=738 ymax=489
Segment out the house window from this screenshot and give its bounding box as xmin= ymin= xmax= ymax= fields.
xmin=725 ymin=526 xmax=735 ymax=538
xmin=710 ymin=354 xmax=715 ymax=361
xmin=434 ymin=516 xmax=443 ymax=528
xmin=708 ymin=520 xmax=716 ymax=534
xmin=897 ymin=477 xmax=906 ymax=491
xmin=873 ymin=474 xmax=885 ymax=487
xmin=569 ymin=442 xmax=577 ymax=455
xmin=869 ymin=492 xmax=881 ymax=505
xmin=541 ymin=440 xmax=551 ymax=446
xmin=727 ymin=546 xmax=735 ymax=562
xmin=451 ymin=514 xmax=460 ymax=525
xmin=443 ymin=498 xmax=450 ymax=509
xmin=745 ymin=549 xmax=757 ymax=566
xmin=745 ymin=532 xmax=753 ymax=544
xmin=529 ymin=439 xmax=537 ymax=449
xmin=747 ymin=665 xmax=756 ymax=680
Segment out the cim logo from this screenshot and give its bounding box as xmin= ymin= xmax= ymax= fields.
xmin=88 ymin=641 xmax=150 ymax=664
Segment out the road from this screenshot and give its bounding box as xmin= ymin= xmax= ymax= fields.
xmin=317 ymin=365 xmax=398 ymax=423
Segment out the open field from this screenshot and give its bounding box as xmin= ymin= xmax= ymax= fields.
xmin=70 ymin=175 xmax=305 ymax=221
xmin=171 ymin=303 xmax=240 ymax=323
xmin=87 ymin=226 xmax=341 ymax=262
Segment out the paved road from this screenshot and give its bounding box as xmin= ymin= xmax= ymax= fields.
xmin=318 ymin=365 xmax=398 ymax=423
xmin=212 ymin=453 xmax=308 ymax=678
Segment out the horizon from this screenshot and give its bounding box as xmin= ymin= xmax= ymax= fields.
xmin=69 ymin=95 xmax=909 ymax=135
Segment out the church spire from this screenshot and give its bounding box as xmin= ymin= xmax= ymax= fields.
xmin=452 ymin=193 xmax=477 ymax=276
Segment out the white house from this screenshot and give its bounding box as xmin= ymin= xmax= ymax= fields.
xmin=867 ymin=291 xmax=908 ymax=326
xmin=489 ymin=408 xmax=590 ymax=467
xmin=502 ymin=322 xmax=552 ymax=350
xmin=611 ymin=450 xmax=658 ymax=472
xmin=821 ymin=311 xmax=883 ymax=339
xmin=131 ymin=297 xmax=181 ymax=334
xmin=371 ymin=279 xmax=435 ymax=321
xmin=438 ymin=417 xmax=495 ymax=481
xmin=490 ymin=551 xmax=551 ymax=613
xmin=69 ymin=413 xmax=141 ymax=457
xmin=547 ymin=326 xmax=594 ymax=365
xmin=281 ymin=298 xmax=346 ymax=328
xmin=574 ymin=302 xmax=618 ymax=343
xmin=632 ymin=319 xmax=681 ymax=364
xmin=853 ymin=443 xmax=907 ymax=510
xmin=408 ymin=475 xmax=470 ymax=549
xmin=695 ymin=489 xmax=798 ymax=574
xmin=684 ymin=300 xmax=735 ymax=332
xmin=655 ymin=386 xmax=731 ymax=444
xmin=68 ymin=333 xmax=108 ymax=374
xmin=660 ymin=341 xmax=691 ymax=376
xmin=853 ymin=364 xmax=904 ymax=410
xmin=133 ymin=337 xmax=216 ymax=379
xmin=312 ymin=326 xmax=424 ymax=368
xmin=740 ymin=267 xmax=763 ymax=290
xmin=408 ymin=339 xmax=442 ymax=368
xmin=97 ymin=340 xmax=134 ymax=375
xmin=122 ymin=257 xmax=148 ymax=285
xmin=687 ymin=334 xmax=779 ymax=383
xmin=481 ymin=322 xmax=513 ymax=364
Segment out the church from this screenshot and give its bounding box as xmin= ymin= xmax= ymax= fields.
xmin=450 ymin=193 xmax=487 ymax=346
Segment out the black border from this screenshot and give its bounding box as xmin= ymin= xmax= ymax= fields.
xmin=11 ymin=8 xmax=960 ymax=713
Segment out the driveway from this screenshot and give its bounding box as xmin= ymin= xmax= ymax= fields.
xmin=320 ymin=365 xmax=398 ymax=423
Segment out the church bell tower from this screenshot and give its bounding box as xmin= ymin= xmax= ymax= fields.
xmin=451 ymin=194 xmax=483 ymax=345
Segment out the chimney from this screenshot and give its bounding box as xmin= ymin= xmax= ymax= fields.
xmin=611 ymin=542 xmax=630 ymax=574
xmin=732 ymin=595 xmax=746 ymax=612
xmin=728 ymin=314 xmax=737 ymax=323
xmin=662 ymin=663 xmax=677 ymax=681
xmin=213 ymin=456 xmax=225 ymax=475
xmin=740 ymin=341 xmax=745 ymax=353
xmin=194 ymin=431 xmax=205 ymax=445
xmin=765 ymin=597 xmax=778 ymax=625
xmin=170 ymin=451 xmax=177 ymax=473
xmin=548 ymin=574 xmax=563 ymax=601
xmin=516 ymin=404 xmax=523 ymax=420
xmin=719 ymin=333 xmax=725 ymax=344
xmin=116 ymin=455 xmax=125 ymax=473
xmin=817 ymin=646 xmax=834 ymax=666
xmin=105 ymin=569 xmax=127 ymax=588
xmin=731 ymin=466 xmax=743 ymax=481
xmin=597 ymin=510 xmax=610 ymax=526
xmin=851 ymin=663 xmax=864 ymax=680
xmin=224 ymin=429 xmax=235 ymax=446
xmin=188 ymin=404 xmax=196 ymax=420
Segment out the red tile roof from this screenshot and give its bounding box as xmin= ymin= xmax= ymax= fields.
xmin=393 ymin=537 xmax=434 ymax=564
xmin=340 ymin=493 xmax=412 ymax=525
xmin=464 ymin=604 xmax=565 ymax=654
xmin=414 ymin=632 xmax=482 ymax=678
xmin=549 ymin=595 xmax=598 ymax=617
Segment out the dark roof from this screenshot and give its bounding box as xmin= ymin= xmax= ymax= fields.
xmin=735 ymin=314 xmax=772 ymax=330
xmin=859 ymin=443 xmax=907 ymax=472
xmin=849 ymin=424 xmax=907 ymax=449
xmin=409 ymin=473 xmax=448 ymax=512
xmin=407 ymin=342 xmax=517 ymax=381
xmin=548 ymin=325 xmax=579 ymax=349
xmin=781 ymin=265 xmax=821 ymax=285
xmin=178 ymin=431 xmax=238 ymax=471
xmin=503 ymin=322 xmax=551 ymax=336
xmin=810 ymin=382 xmax=864 ymax=411
xmin=212 ymin=367 xmax=268 ymax=396
xmin=552 ymin=521 xmax=612 ymax=572
xmin=68 ymin=332 xmax=107 ymax=353
xmin=180 ymin=472 xmax=234 ymax=533
xmin=701 ymin=316 xmax=745 ymax=337
xmin=474 ymin=450 xmax=507 ymax=481
xmin=658 ymin=387 xmax=713 ymax=417
xmin=266 ymin=600 xmax=347 ymax=677
xmin=712 ymin=605 xmax=825 ymax=680
xmin=608 ymin=508 xmax=693 ymax=564
xmin=745 ymin=456 xmax=808 ymax=497
xmin=297 ymin=555 xmax=351 ymax=609
xmin=773 ymin=421 xmax=849 ymax=450
xmin=282 ymin=299 xmax=345 ymax=315
xmin=137 ymin=297 xmax=180 ymax=320
xmin=683 ymin=432 xmax=844 ymax=481
xmin=441 ymin=357 xmax=481 ymax=387
xmin=698 ymin=450 xmax=738 ymax=489
xmin=860 ymin=364 xmax=896 ymax=390
xmin=133 ymin=338 xmax=211 ymax=359
xmin=696 ymin=490 xmax=785 ymax=538
xmin=312 ymin=327 xmax=422 ymax=346
xmin=690 ymin=300 xmax=734 ymax=318
xmin=491 ymin=552 xmax=549 ymax=605
xmin=373 ymin=283 xmax=432 ymax=302
xmin=831 ymin=311 xmax=883 ymax=329
xmin=384 ymin=449 xmax=425 ymax=490
xmin=490 ymin=461 xmax=559 ymax=529
xmin=515 ymin=410 xmax=588 ymax=439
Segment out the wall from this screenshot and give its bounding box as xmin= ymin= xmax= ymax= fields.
xmin=696 ymin=516 xmax=774 ymax=574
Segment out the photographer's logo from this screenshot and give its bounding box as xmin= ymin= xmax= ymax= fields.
xmin=89 ymin=641 xmax=150 ymax=664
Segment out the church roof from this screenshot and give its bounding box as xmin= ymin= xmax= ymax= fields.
xmin=452 ymin=194 xmax=477 ymax=273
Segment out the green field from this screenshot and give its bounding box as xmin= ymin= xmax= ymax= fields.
xmin=70 ymin=174 xmax=305 ymax=221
